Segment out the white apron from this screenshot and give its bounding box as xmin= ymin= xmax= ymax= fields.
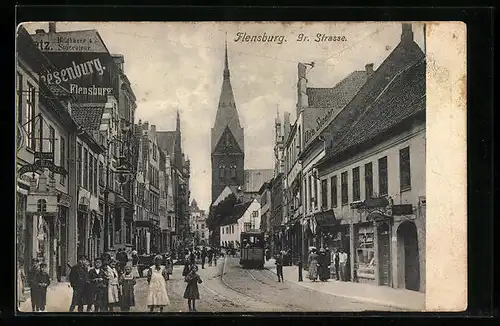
xmin=107 ymin=266 xmax=120 ymax=303
xmin=147 ymin=266 xmax=170 ymax=307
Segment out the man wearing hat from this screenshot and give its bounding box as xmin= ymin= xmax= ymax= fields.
xmin=27 ymin=258 xmax=40 ymax=312
xmin=69 ymin=255 xmax=90 ymax=312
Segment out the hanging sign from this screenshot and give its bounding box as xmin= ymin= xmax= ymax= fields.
xmin=18 ymin=159 xmax=67 ymax=176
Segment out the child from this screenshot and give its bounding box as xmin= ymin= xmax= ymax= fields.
xmin=183 ymin=264 xmax=202 ymax=312
xmin=37 ymin=262 xmax=51 ymax=312
xmin=119 ymin=264 xmax=136 ymax=312
xmin=275 ymin=253 xmax=284 ymax=282
xmin=89 ymin=258 xmax=108 ymax=312
xmin=146 ymin=255 xmax=170 ymax=312
xmin=106 ymin=259 xmax=120 ymax=312
xmin=164 ymin=254 xmax=173 ymax=280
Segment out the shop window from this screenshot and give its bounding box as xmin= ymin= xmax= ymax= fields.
xmin=378 ymin=156 xmax=388 ymax=196
xmin=352 ymin=167 xmax=360 ymax=201
xmin=341 ymin=172 xmax=348 ymax=205
xmin=399 ymin=147 xmax=411 ymax=191
xmin=356 ymin=229 xmax=375 ymax=277
xmin=364 ymin=162 xmax=373 ymax=199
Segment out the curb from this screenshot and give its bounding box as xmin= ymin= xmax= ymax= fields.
xmin=266 ymin=267 xmax=421 ymax=311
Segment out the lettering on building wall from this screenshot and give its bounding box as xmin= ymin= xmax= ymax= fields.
xmin=40 ymin=58 xmax=106 ymax=85
xmin=304 ymin=107 xmax=338 ymax=144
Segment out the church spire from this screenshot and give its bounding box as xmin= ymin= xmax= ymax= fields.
xmin=176 ymin=109 xmax=180 ymax=132
xmin=224 ymin=33 xmax=230 ymax=80
xmin=211 ymin=34 xmax=244 ymax=154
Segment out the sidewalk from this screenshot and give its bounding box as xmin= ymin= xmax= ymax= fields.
xmin=18 ymin=281 xmax=73 ymax=313
xmin=265 ymin=259 xmax=424 ymax=311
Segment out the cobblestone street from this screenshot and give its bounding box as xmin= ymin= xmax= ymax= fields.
xmin=20 ymin=257 xmax=404 ymax=313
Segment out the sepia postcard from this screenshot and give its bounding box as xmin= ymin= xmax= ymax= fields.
xmin=15 ymin=21 xmax=466 ymax=313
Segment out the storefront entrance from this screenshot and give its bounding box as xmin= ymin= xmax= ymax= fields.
xmin=397 ymin=221 xmax=420 ymax=291
xmin=377 ymin=222 xmax=391 ymax=286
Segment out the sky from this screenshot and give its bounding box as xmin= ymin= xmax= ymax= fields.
xmin=23 ymin=22 xmax=424 ymax=211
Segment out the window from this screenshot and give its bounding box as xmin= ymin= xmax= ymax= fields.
xmin=303 ymin=179 xmax=307 ymax=212
xmin=378 ymin=157 xmax=388 ymax=196
xmin=308 ymin=175 xmax=313 ymax=210
xmin=89 ymin=154 xmax=94 ymax=194
xmin=202 ymin=223 xmax=205 ymax=229
xmin=93 ymin=157 xmax=98 ymax=195
xmin=230 ymin=164 xmax=236 ymax=178
xmin=365 ymin=162 xmax=373 ymax=199
xmin=26 ymin=83 xmax=36 ymax=149
xmin=313 ymin=171 xmax=318 ymax=208
xmin=352 ymin=167 xmax=360 ymax=201
xmin=83 ymin=148 xmax=89 ymax=189
xmin=60 ymin=137 xmax=66 ymax=185
xmin=244 ymin=222 xmax=251 ymax=232
xmin=222 ymin=227 xmax=224 ymax=235
xmin=252 ymin=210 xmax=259 ymax=217
xmin=330 ymin=175 xmax=338 ymax=208
xmin=231 ymin=225 xmax=233 ymax=233
xmin=99 ymin=161 xmax=104 ymax=186
xmin=49 ymin=126 xmax=55 ymax=153
xmin=201 ymin=233 xmax=205 ymax=239
xmin=219 ymin=164 xmax=225 ymax=179
xmin=226 ymin=226 xmax=229 ymax=234
xmin=356 ymin=228 xmax=375 ymax=276
xmin=399 ymin=147 xmax=411 ymax=191
xmin=196 ymin=224 xmax=199 ymax=230
xmin=321 ymin=179 xmax=328 ymax=209
xmin=17 ymin=73 xmax=23 ymax=125
xmin=341 ymin=172 xmax=348 ymax=205
xmin=77 ymin=143 xmax=82 ymax=187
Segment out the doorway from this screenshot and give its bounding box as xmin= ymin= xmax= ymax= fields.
xmin=377 ymin=223 xmax=391 ymax=286
xmin=397 ymin=221 xmax=420 ymax=291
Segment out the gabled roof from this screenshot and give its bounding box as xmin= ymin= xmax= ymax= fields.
xmin=307 ymin=70 xmax=369 ymax=108
xmin=220 ymin=200 xmax=254 ymax=226
xmin=157 ymin=131 xmax=177 ymax=155
xmin=211 ymin=185 xmax=241 ymax=207
xmin=72 ymin=103 xmax=105 ymax=131
xmin=244 ymin=169 xmax=275 ymax=193
xmin=322 ymin=28 xmax=424 ymax=153
xmin=326 ymin=58 xmax=426 ymax=160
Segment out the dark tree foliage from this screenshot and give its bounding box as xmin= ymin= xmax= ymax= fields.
xmin=206 ymin=193 xmax=238 ymax=229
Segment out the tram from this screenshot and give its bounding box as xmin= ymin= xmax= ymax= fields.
xmin=239 ymin=229 xmax=265 ymax=269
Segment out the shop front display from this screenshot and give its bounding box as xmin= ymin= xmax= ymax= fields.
xmin=355 ymin=224 xmax=375 ymax=284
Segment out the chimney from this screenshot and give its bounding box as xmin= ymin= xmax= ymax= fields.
xmin=401 ymin=23 xmax=414 ymax=44
xmin=48 ymin=22 xmax=56 ymax=33
xmin=297 ymin=63 xmax=309 ymax=117
xmin=35 ymin=29 xmax=46 ymax=34
xmin=365 ymin=63 xmax=374 ymax=75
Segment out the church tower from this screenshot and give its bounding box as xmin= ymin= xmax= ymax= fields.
xmin=211 ymin=38 xmax=245 ymax=203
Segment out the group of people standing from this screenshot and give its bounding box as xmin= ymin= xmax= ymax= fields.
xmin=199 ymin=247 xmax=218 ymax=269
xmin=307 ymin=247 xmax=349 ymax=282
xmin=68 ymin=251 xmax=139 ymax=312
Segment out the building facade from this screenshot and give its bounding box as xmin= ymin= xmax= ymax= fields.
xmin=189 ymin=199 xmax=209 ymax=246
xmin=313 ymin=24 xmax=426 ymax=292
xmin=219 ymin=199 xmax=261 ymax=248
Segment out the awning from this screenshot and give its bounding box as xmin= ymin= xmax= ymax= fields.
xmin=314 ymin=209 xmax=340 ymax=227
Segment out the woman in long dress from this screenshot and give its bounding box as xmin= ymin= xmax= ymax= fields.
xmin=307 ymin=248 xmax=319 ymax=282
xmin=106 ymin=259 xmax=121 ymax=311
xmin=146 ymin=255 xmax=170 ymax=312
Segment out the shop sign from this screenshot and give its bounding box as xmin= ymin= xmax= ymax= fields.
xmin=30 ymin=30 xmax=108 ymax=53
xmin=392 ymin=204 xmax=413 ymax=216
xmin=18 ymin=159 xmax=67 ymax=176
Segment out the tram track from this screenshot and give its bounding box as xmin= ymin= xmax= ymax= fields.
xmin=218 ymin=257 xmax=304 ymax=311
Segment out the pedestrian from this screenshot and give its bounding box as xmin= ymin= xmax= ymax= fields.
xmin=69 ymin=255 xmax=89 ymax=312
xmin=297 ymin=253 xmax=303 ymax=282
xmin=83 ymin=258 xmax=93 ymax=312
xmin=17 ymin=260 xmax=25 ymax=308
xmin=116 ymin=249 xmax=128 ymax=274
xmin=333 ymin=249 xmax=340 ymax=281
xmin=164 ymin=253 xmax=173 ymax=280
xmin=184 ymin=264 xmax=202 ymax=312
xmin=318 ymin=248 xmax=329 ymax=282
xmin=27 ymin=259 xmax=40 ymax=312
xmin=131 ymin=250 xmax=140 ymax=278
xmin=201 ymin=247 xmax=207 ymax=269
xmin=119 ymin=264 xmax=136 ymax=312
xmin=207 ymin=248 xmax=213 ymax=267
xmin=213 ymin=248 xmax=218 ymax=266
xmin=146 ymin=255 xmax=170 ymax=312
xmin=106 ymin=258 xmax=121 ymax=312
xmin=36 ymin=262 xmax=50 ymax=312
xmin=89 ymin=258 xmax=108 ymax=312
xmin=338 ymin=248 xmax=348 ymax=281
xmin=275 ymin=253 xmax=284 ymax=282
xmin=307 ymin=248 xmax=319 ymax=282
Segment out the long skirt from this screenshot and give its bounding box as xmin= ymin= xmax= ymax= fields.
xmin=308 ymin=261 xmax=318 ymax=280
xmin=108 ymin=284 xmax=120 ymax=304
